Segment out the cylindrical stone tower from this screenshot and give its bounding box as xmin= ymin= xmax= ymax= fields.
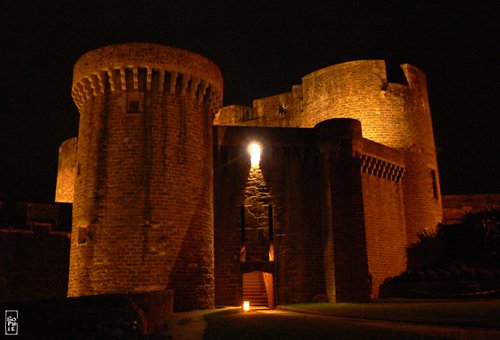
xmin=55 ymin=137 xmax=78 ymax=203
xmin=68 ymin=43 xmax=223 ymax=311
xmin=301 ymin=60 xmax=442 ymax=244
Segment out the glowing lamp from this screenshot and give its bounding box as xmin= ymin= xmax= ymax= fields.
xmin=248 ymin=142 xmax=261 ymax=167
xmin=243 ymin=300 xmax=250 ymax=312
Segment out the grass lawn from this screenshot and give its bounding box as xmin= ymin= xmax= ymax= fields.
xmin=203 ymin=308 xmax=449 ymax=340
xmin=282 ymin=299 xmax=500 ymax=328
xmin=203 ymin=301 xmax=500 ymax=340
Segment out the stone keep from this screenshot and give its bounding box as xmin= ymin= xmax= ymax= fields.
xmin=67 ymin=43 xmax=222 ymax=310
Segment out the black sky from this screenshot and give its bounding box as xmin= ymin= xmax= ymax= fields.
xmin=0 ymin=0 xmax=498 ymax=202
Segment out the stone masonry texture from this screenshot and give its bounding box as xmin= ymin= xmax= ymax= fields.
xmin=55 ymin=137 xmax=78 ymax=203
xmin=212 ymin=61 xmax=443 ymax=304
xmin=58 ymin=44 xmax=445 ymax=308
xmin=67 ymin=43 xmax=222 ymax=311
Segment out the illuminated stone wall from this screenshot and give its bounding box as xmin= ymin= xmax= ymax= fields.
xmin=214 ymin=85 xmax=303 ymax=127
xmin=58 ymin=51 xmax=443 ymax=306
xmin=242 ymin=166 xmax=273 ymax=262
xmin=55 ymin=137 xmax=78 ymax=203
xmin=68 ymin=43 xmax=222 ymax=311
xmin=214 ymin=126 xmax=326 ymax=305
xmin=398 ymin=65 xmax=442 ymax=244
xmin=213 ymin=119 xmax=407 ymax=304
xmin=359 ymin=140 xmax=407 ymax=298
xmin=215 ymin=60 xmax=442 ymax=245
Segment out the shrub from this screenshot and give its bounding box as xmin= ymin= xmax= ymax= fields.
xmin=409 ymin=208 xmax=500 ymax=268
xmin=459 ymin=207 xmax=500 ymax=265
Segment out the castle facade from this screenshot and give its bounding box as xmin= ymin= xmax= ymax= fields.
xmin=56 ymin=43 xmax=442 ymax=310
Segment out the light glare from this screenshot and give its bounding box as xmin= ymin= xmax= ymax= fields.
xmin=243 ymin=300 xmax=250 ymax=311
xmin=248 ymin=142 xmax=261 ymax=167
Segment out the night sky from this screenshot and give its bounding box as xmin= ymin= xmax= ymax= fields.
xmin=1 ymin=1 xmax=498 ymax=202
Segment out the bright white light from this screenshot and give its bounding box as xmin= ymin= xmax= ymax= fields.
xmin=243 ymin=300 xmax=250 ymax=311
xmin=248 ymin=142 xmax=261 ymax=167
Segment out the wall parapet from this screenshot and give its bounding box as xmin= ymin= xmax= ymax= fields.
xmin=359 ymin=154 xmax=404 ymax=182
xmin=356 ymin=139 xmax=405 ymax=182
xmin=71 ymin=43 xmax=223 ymax=115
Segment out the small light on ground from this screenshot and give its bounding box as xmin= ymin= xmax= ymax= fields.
xmin=243 ymin=300 xmax=250 ymax=312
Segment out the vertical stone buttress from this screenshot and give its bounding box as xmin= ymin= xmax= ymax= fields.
xmin=315 ymin=119 xmax=371 ymax=302
xmin=68 ymin=43 xmax=223 ymax=311
xmin=301 ymin=60 xmax=442 ymax=244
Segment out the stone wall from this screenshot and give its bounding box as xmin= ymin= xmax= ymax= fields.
xmin=315 ymin=119 xmax=371 ymax=302
xmin=261 ymin=141 xmax=325 ymax=304
xmin=214 ymin=119 xmax=408 ymax=304
xmin=442 ymin=194 xmax=500 ymax=224
xmin=213 ymin=142 xmax=248 ymax=306
xmin=68 ymin=43 xmax=222 ymax=311
xmin=56 ymin=51 xmax=445 ymax=307
xmin=214 ymin=126 xmax=327 ymax=305
xmin=301 ymin=61 xmax=443 ymax=243
xmin=214 ymin=60 xmax=443 ymax=245
xmin=242 ymin=166 xmax=273 ymax=263
xmin=359 ymin=140 xmax=406 ymax=298
xmin=55 ymin=137 xmax=78 ymax=203
xmin=214 ymin=85 xmax=303 ymax=127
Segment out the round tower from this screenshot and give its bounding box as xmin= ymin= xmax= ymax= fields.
xmin=301 ymin=60 xmax=442 ymax=243
xmin=55 ymin=137 xmax=78 ymax=203
xmin=68 ymin=43 xmax=223 ymax=310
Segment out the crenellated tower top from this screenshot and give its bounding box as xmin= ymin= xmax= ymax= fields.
xmin=71 ymin=43 xmax=223 ymax=115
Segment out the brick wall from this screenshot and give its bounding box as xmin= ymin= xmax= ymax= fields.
xmin=299 ymin=61 xmax=421 ymax=150
xmin=68 ymin=44 xmax=222 ymax=311
xmin=262 ymin=145 xmax=325 ymax=304
xmin=59 ymin=50 xmax=444 ymax=307
xmin=213 ymin=144 xmax=248 ymax=306
xmin=214 ymin=126 xmax=327 ymax=305
xmin=399 ymin=64 xmax=443 ymax=243
xmin=217 ymin=60 xmax=443 ymax=248
xmin=315 ymin=119 xmax=371 ymax=302
xmin=401 ymin=150 xmax=442 ymax=244
xmin=55 ymin=137 xmax=78 ymax=203
xmin=214 ymin=119 xmax=402 ymax=304
xmin=214 ymin=85 xmax=303 ymax=128
xmin=359 ymin=140 xmax=407 ymax=298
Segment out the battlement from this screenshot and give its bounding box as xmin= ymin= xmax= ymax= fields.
xmin=358 ymin=139 xmax=405 ymax=183
xmin=216 ymin=60 xmax=432 ymax=151
xmin=71 ymin=43 xmax=223 ymax=114
xmin=215 ymin=85 xmax=303 ymax=127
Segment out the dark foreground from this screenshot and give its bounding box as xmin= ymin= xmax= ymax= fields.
xmin=2 ymin=298 xmax=500 ymax=338
xmin=203 ymin=300 xmax=500 ymax=340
